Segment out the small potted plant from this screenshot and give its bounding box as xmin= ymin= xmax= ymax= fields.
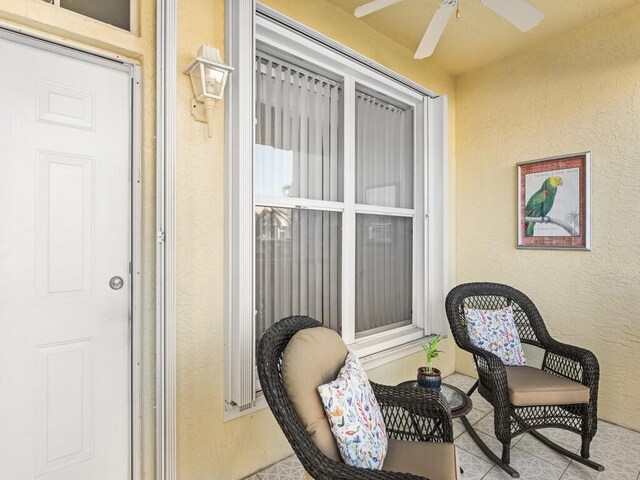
xmin=417 ymin=334 xmax=443 ymax=389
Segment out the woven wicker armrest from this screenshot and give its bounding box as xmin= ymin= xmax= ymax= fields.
xmin=371 ymin=382 xmax=454 ymax=443
xmin=457 ymin=342 xmax=508 ymax=389
xmin=543 ymin=339 xmax=600 ymax=387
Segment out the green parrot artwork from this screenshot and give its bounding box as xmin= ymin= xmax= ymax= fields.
xmin=524 ymin=176 xmax=563 ymax=236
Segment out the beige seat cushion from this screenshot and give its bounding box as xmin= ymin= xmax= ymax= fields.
xmin=382 ymin=440 xmax=460 ymax=480
xmin=281 ymin=327 xmax=348 ymax=462
xmin=506 ymin=366 xmax=590 ymax=406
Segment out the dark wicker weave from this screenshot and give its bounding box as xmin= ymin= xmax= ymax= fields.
xmin=257 ymin=316 xmax=455 ymax=480
xmin=445 ymin=283 xmax=600 ymax=466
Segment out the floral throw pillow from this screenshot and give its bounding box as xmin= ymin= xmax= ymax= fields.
xmin=317 ymin=352 xmax=387 ymax=469
xmin=465 ymin=306 xmax=527 ymax=366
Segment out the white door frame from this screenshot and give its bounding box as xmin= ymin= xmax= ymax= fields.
xmin=155 ymin=1 xmax=178 ymax=480
xmin=0 ymin=25 xmax=143 ymax=480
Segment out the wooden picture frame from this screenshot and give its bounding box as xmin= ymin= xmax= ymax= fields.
xmin=517 ymin=153 xmax=591 ymax=250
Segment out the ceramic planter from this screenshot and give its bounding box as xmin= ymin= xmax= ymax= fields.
xmin=417 ymin=367 xmax=442 ymax=389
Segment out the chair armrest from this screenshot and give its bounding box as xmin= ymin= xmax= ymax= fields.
xmin=455 ymin=343 xmax=509 ymax=396
xmin=452 ymin=342 xmax=514 ymax=437
xmin=371 ymin=382 xmax=454 ymax=443
xmin=543 ymin=339 xmax=600 ymax=387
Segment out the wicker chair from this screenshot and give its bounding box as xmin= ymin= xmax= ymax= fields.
xmin=445 ymin=283 xmax=603 ymax=478
xmin=257 ymin=316 xmax=459 ymax=480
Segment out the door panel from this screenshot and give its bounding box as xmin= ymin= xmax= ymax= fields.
xmin=0 ymin=35 xmax=132 ymax=480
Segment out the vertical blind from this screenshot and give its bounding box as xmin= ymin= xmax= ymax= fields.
xmin=355 ymin=92 xmax=414 ymax=336
xmin=254 ymin=54 xmax=343 ymax=343
xmin=255 ymin=54 xmax=343 ymax=201
xmin=355 ymin=91 xmax=413 ymax=209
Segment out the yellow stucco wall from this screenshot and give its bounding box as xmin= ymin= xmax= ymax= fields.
xmin=175 ymin=1 xmax=457 ymax=479
xmin=455 ymin=3 xmax=640 ymax=431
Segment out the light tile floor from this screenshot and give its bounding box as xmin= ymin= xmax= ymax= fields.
xmin=246 ymin=373 xmax=640 ymax=480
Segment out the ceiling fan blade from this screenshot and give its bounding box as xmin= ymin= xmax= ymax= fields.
xmin=414 ymin=0 xmax=456 ymax=59
xmin=354 ymin=0 xmax=404 ymax=18
xmin=480 ymin=0 xmax=544 ymax=32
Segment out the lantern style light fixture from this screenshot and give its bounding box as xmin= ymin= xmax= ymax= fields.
xmin=184 ymin=44 xmax=233 ymax=138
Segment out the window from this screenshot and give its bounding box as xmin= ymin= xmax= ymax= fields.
xmin=225 ymin=2 xmax=447 ymax=413
xmin=40 ymin=0 xmax=132 ymax=31
xmin=254 ymin=53 xmax=343 ymax=342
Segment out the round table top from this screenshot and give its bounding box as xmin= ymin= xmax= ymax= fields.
xmin=396 ymin=381 xmax=473 ymax=418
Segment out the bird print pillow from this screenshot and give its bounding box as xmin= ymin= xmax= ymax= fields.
xmin=465 ymin=306 xmax=527 ymax=366
xmin=317 ymin=351 xmax=388 ymax=469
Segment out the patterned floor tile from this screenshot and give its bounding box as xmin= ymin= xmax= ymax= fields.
xmin=514 ymin=433 xmax=576 ymax=469
xmin=454 ymin=418 xmax=467 ymax=438
xmin=595 ymin=421 xmax=640 ymax=449
xmin=257 ymin=455 xmax=305 ymax=480
xmin=588 ymin=436 xmax=640 ymax=469
xmin=445 ymin=373 xmax=479 ymax=392
xmin=535 ymin=428 xmax=584 ymax=451
xmin=464 ymin=406 xmax=490 ymax=426
xmin=457 ymin=448 xmax=494 ymax=479
xmin=559 ymin=469 xmax=591 ymax=480
xmin=473 ymin=411 xmax=495 ymax=435
xmin=482 ymin=448 xmax=566 ymax=480
xmin=469 ymin=391 xmax=493 ymax=413
xmin=455 ymin=429 xmax=508 ymax=459
xmin=561 ymin=446 xmax=640 ymax=480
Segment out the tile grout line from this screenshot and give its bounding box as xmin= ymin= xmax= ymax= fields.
xmin=558 ymin=459 xmax=572 ymax=480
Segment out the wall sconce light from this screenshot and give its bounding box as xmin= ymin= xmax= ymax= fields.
xmin=184 ymin=44 xmax=233 ymax=138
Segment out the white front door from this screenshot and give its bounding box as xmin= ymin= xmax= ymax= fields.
xmin=0 ymin=34 xmax=132 ymax=480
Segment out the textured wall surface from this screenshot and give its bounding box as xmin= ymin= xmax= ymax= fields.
xmin=455 ymin=4 xmax=640 ymax=431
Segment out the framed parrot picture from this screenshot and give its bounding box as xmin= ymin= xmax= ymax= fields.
xmin=517 ymin=153 xmax=591 ymax=250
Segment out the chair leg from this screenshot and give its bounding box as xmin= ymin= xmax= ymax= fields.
xmin=581 ymin=437 xmax=591 ymax=459
xmin=460 ymin=416 xmax=519 ymax=478
xmin=502 ymin=442 xmax=511 ymax=465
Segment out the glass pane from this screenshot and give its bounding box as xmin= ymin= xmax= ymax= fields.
xmin=355 ymin=214 xmax=412 ymax=336
xmin=355 ymin=90 xmax=413 ymax=208
xmin=60 ymin=0 xmax=131 ymax=30
xmin=255 ymin=54 xmax=343 ymax=202
xmin=255 ymin=207 xmax=342 ymax=342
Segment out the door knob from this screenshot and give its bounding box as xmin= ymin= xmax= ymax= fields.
xmin=109 ymin=276 xmax=124 ymax=290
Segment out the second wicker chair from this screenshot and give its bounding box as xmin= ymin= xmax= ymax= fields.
xmin=445 ymin=282 xmax=603 ymax=478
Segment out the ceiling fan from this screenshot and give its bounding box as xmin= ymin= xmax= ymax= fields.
xmin=354 ymin=0 xmax=545 ymax=59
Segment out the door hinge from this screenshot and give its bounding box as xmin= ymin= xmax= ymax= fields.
xmin=157 ymin=230 xmax=166 ymax=243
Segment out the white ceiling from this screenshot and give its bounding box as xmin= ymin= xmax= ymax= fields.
xmin=327 ymin=0 xmax=639 ymax=75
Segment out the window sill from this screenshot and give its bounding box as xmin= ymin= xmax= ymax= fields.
xmin=350 ymin=325 xmax=426 ymax=359
xmin=358 ymin=334 xmax=439 ymax=371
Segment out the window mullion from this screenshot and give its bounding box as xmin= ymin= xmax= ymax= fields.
xmin=341 ymin=75 xmax=356 ymax=345
xmin=414 ymin=101 xmax=426 ymax=332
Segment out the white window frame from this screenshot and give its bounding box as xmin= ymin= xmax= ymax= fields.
xmin=225 ymin=0 xmax=448 ymax=417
